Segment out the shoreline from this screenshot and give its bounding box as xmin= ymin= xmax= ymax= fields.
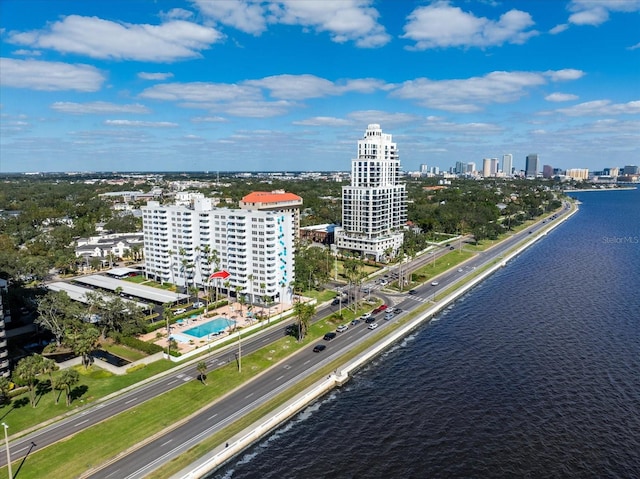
xmin=564 ymin=186 xmax=637 ymax=192
xmin=171 ymin=201 xmax=580 ymax=479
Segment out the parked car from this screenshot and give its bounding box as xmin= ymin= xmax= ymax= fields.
xmin=193 ymin=301 xmax=204 ymax=308
xmin=313 ymin=344 xmax=326 ymax=353
xmin=324 ymin=332 xmax=337 ymax=341
xmin=336 ymin=324 xmax=349 ymax=333
xmin=368 ymin=322 xmax=379 ymax=330
xmin=174 ymin=308 xmax=187 ymax=314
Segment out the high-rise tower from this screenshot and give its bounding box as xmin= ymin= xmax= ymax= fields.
xmin=526 ymin=154 xmax=539 ymax=178
xmin=335 ymin=124 xmax=407 ymax=261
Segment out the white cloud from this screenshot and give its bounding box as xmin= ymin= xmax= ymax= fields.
xmin=0 ymin=57 xmax=105 ymax=91
xmin=7 ymin=15 xmax=223 ymax=62
xmin=555 ymin=99 xmax=640 ymax=116
xmin=193 ymin=0 xmax=390 ymax=47
xmin=545 ymin=93 xmax=579 ymax=102
xmin=568 ymin=0 xmax=640 ymax=26
xmin=138 ymin=72 xmax=174 ymax=80
xmin=247 ymin=74 xmax=336 ymax=100
xmin=347 ymin=110 xmax=420 ymax=127
xmin=104 ymin=120 xmax=179 ymax=127
xmin=293 ymin=116 xmax=352 ymax=127
xmin=392 ymin=71 xmax=548 ymax=112
xmin=192 ymin=0 xmax=267 ymax=34
xmin=549 ymin=24 xmax=569 ymax=34
xmin=140 ymin=82 xmax=261 ymax=102
xmin=271 ymin=0 xmax=391 ymax=48
xmin=12 ymin=49 xmax=41 ymax=56
xmin=52 ymin=102 xmax=151 ymax=114
xmin=545 ymin=69 xmax=585 ymax=81
xmin=222 ymin=99 xmax=295 ymax=117
xmin=191 ymin=116 xmax=228 ymax=123
xmin=401 ymin=1 xmax=538 ymax=50
xmin=628 ymin=42 xmax=640 ymax=50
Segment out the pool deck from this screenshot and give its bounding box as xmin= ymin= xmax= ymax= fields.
xmin=139 ymin=300 xmax=291 ymax=355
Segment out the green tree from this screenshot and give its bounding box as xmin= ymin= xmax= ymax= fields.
xmin=42 ymin=357 xmax=59 ymax=389
xmin=13 ymin=354 xmax=45 ymax=407
xmin=65 ymin=325 xmax=100 ymax=368
xmin=0 ymin=376 xmax=12 ymax=404
xmin=293 ymin=301 xmax=316 ymax=341
xmin=36 ymin=290 xmax=82 ymax=346
xmin=197 ymin=361 xmax=207 ymax=385
xmin=55 ymin=369 xmax=80 ymax=406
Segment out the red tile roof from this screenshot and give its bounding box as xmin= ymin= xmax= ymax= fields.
xmin=241 ymin=191 xmax=302 ymax=204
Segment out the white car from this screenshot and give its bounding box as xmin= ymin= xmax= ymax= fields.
xmin=336 ymin=324 xmax=349 ymax=333
xmin=431 ymin=281 xmax=439 ymax=286
xmin=361 ymin=312 xmax=372 ymax=320
xmin=174 ymin=308 xmax=187 ymax=314
xmin=193 ymin=301 xmax=205 ymax=308
xmin=368 ymin=322 xmax=378 ymax=330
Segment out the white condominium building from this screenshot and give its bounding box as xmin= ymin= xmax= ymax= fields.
xmin=142 ymin=197 xmax=295 ymax=304
xmin=335 ymin=124 xmax=407 ymax=261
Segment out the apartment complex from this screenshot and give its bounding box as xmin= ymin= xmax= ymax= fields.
xmin=335 ymin=124 xmax=407 ymax=261
xmin=142 ymin=197 xmax=295 ymax=305
xmin=0 ymin=279 xmax=9 ymax=377
xmin=239 ymin=190 xmax=303 ymax=237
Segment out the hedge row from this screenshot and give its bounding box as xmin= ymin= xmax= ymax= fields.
xmin=111 ymin=333 xmax=163 ymax=355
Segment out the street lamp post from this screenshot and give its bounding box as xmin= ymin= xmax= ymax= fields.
xmin=2 ymin=422 xmax=11 ymax=479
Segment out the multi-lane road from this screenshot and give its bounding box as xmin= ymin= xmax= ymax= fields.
xmin=4 ymin=201 xmax=573 ymax=477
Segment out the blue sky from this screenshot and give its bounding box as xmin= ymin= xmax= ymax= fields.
xmin=1 ymin=0 xmax=639 ymax=174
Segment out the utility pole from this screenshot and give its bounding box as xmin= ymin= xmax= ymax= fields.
xmin=2 ymin=423 xmax=11 ymax=479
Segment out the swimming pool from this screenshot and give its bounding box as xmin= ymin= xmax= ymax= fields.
xmin=183 ymin=317 xmax=236 ymax=338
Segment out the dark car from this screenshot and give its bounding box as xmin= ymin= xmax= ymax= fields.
xmin=313 ymin=344 xmax=326 ymax=353
xmin=332 ymin=298 xmax=340 ymax=305
xmin=324 ymin=332 xmax=337 ymax=341
xmin=408 ymin=289 xmax=417 ymax=295
xmin=351 ymin=319 xmax=361 ymax=326
xmin=365 ymin=317 xmax=376 ymax=324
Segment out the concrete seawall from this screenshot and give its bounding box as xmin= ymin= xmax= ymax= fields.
xmin=171 ymin=204 xmax=579 ymax=479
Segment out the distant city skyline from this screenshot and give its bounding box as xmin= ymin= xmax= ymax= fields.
xmin=1 ymin=1 xmax=639 ymax=173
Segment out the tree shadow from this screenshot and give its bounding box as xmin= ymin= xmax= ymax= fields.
xmin=70 ymin=385 xmax=88 ymax=403
xmin=34 ymin=380 xmax=52 ymax=407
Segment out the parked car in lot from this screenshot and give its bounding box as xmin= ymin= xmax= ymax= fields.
xmin=336 ymin=324 xmax=349 ymax=333
xmin=368 ymin=322 xmax=379 ymax=330
xmin=313 ymin=344 xmax=326 ymax=352
xmin=193 ymin=301 xmax=204 ymax=308
xmin=323 ymin=332 xmax=337 ymax=341
xmin=174 ymin=308 xmax=187 ymax=314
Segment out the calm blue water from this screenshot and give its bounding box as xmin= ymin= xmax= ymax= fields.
xmin=183 ymin=318 xmax=235 ymax=338
xmin=213 ymin=189 xmax=640 ymax=479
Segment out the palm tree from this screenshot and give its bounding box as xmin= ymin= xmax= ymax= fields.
xmin=56 ymin=369 xmax=80 ymax=406
xmin=293 ymin=301 xmax=316 ymax=341
xmin=197 ymin=361 xmax=207 ymax=385
xmin=42 ymin=357 xmax=59 ymax=391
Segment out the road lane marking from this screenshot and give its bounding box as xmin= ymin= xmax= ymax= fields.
xmin=125 ymin=397 xmax=138 ymax=404
xmin=76 ymin=419 xmax=89 ymax=426
xmin=167 ymin=380 xmax=178 ymax=385
xmin=105 ymin=469 xmax=121 ymax=478
xmin=161 ymin=439 xmax=173 ymax=447
xmin=303 ymin=360 xmax=310 ymax=365
xmin=275 ymin=375 xmax=284 ymax=381
xmin=207 ymin=413 xmax=218 ymax=421
xmin=245 ymin=393 xmax=254 ymax=399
